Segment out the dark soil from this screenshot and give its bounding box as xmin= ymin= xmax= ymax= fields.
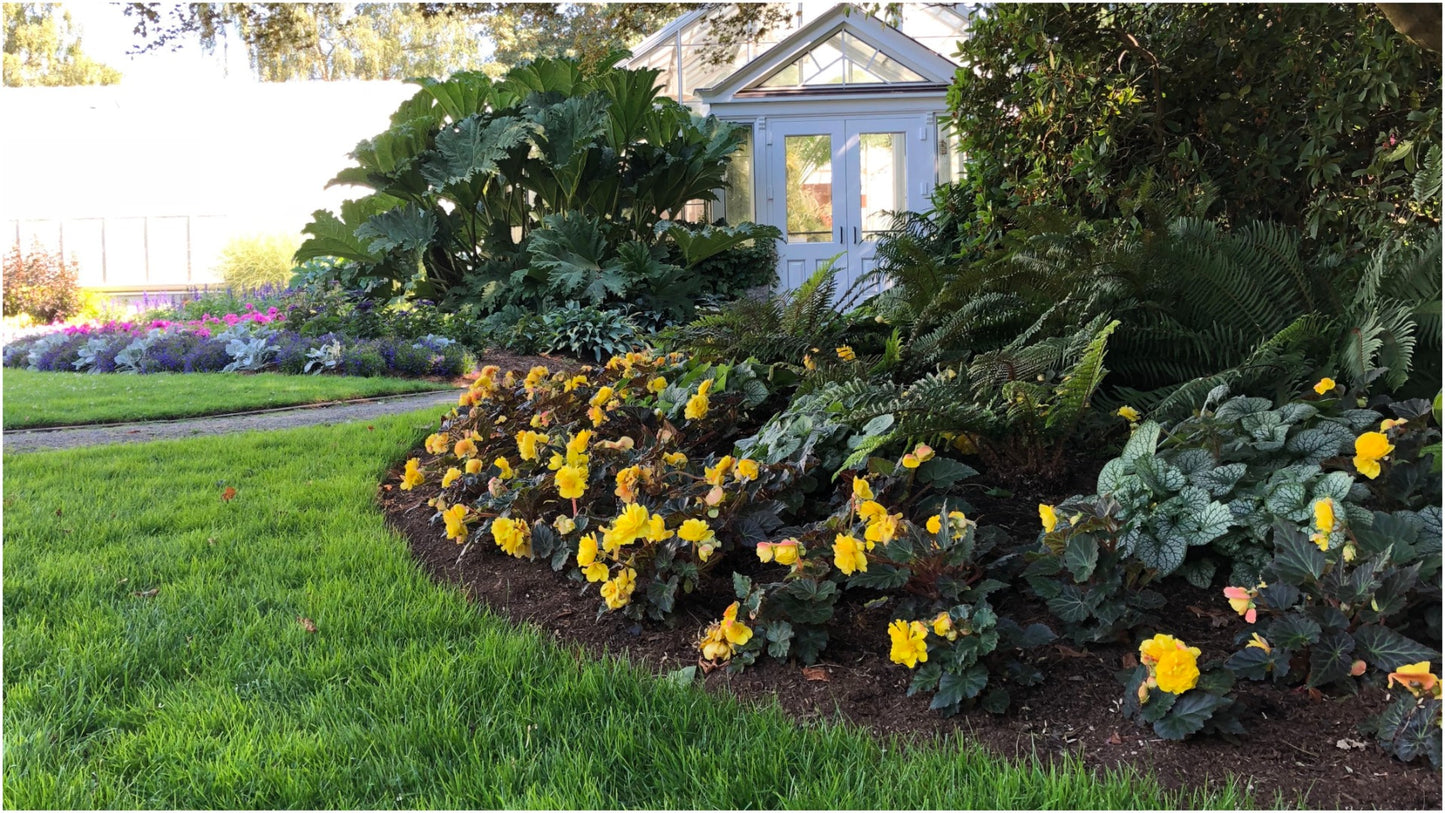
xmin=382 ymin=447 xmax=1443 ymax=810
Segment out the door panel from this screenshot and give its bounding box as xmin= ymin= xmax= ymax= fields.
xmin=769 ymin=120 xmax=846 ymax=293
xmin=767 ymin=114 xmax=933 ymax=298
xmin=848 ymin=125 xmax=909 ymax=293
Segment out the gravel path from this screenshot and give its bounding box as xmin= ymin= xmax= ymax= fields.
xmin=2 ymin=389 xmax=459 ymax=454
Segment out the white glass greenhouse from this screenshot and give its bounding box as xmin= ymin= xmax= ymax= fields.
xmin=625 ymin=3 xmax=973 ymax=293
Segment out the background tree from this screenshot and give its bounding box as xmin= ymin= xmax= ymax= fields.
xmin=119 ymin=3 xmax=724 ymax=80
xmin=946 ymin=3 xmax=1441 ymax=252
xmin=3 ymin=3 xmax=122 ymax=86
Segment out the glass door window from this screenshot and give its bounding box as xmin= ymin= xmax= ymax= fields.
xmin=767 ymin=115 xmax=933 ymax=295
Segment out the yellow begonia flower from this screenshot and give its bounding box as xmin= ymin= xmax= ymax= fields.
xmin=1222 ymin=586 xmax=1258 ymax=623
xmin=548 ymin=452 xmax=565 ymax=471
xmin=926 ymin=515 xmax=943 ymax=535
xmin=566 ymin=430 xmax=592 ymax=466
xmin=454 ymin=437 xmax=477 ymax=458
xmin=590 ymin=386 xmax=615 ymax=408
xmin=932 ymin=612 xmax=954 ymax=638
xmin=1138 ymin=633 xmax=1191 ymax=666
xmin=599 ymin=568 xmax=637 ymax=610
xmin=756 ymin=542 xmax=774 ymax=562
xmin=705 ymin=455 xmax=734 ymax=486
xmin=401 ymin=458 xmax=424 ymax=490
xmin=1154 ymin=646 xmax=1201 ymax=694
xmin=803 ymin=353 xmax=816 ymax=370
xmin=563 ymin=375 xmax=589 ymax=392
xmin=865 ymin=511 xmax=902 ymax=546
xmin=1039 ymin=504 xmax=1060 ymax=533
xmin=491 ymin=517 xmax=531 ymax=558
xmin=442 ymin=467 xmax=462 ymax=488
xmin=588 ymin=405 xmax=607 ymax=426
xmin=858 ymin=500 xmax=887 ymax=523
xmin=735 ymin=458 xmax=760 ymax=482
xmin=853 ymin=477 xmax=874 ymax=501
xmin=678 ymin=518 xmax=714 ymax=543
xmin=645 ymin=513 xmax=672 ymax=542
xmin=425 ymin=433 xmax=449 ymax=455
xmin=556 ymin=465 xmax=587 ymax=500
xmin=913 ymin=444 xmax=935 ymax=462
xmin=554 ymin=515 xmax=576 ymax=535
xmin=887 ymin=619 xmax=929 ymax=669
xmin=1246 ymin=633 xmax=1272 ymax=654
xmin=443 ymin=504 xmax=469 ymax=541
xmin=1352 ymin=431 xmax=1394 ymax=482
xmin=901 ymin=453 xmax=922 ymax=469
xmin=772 ymin=540 xmax=799 ymax=565
xmin=615 ymin=465 xmax=642 ymax=503
xmin=1381 ymin=418 xmax=1408 ymax=431
xmin=1313 ymin=498 xmax=1335 ymax=549
xmin=603 ymin=504 xmax=651 ymax=553
xmin=1353 ymin=456 xmax=1382 ymax=480
xmin=836 ymin=345 xmax=856 ymax=362
xmin=834 ymin=533 xmax=868 ymax=574
xmin=1117 ymin=405 xmax=1141 ymax=422
xmin=577 ymin=532 xmax=599 ymax=567
xmin=685 ymin=392 xmax=710 ymax=420
xmin=648 ymin=376 xmax=667 ymax=394
xmin=663 ymin=451 xmax=688 ymax=467
xmin=494 ymin=457 xmax=514 ymax=480
xmin=721 ymin=602 xmax=753 ymax=646
xmin=1313 ymin=377 xmax=1336 ymax=395
xmin=1356 ymin=432 xmax=1394 ymax=459
xmin=466 ymin=458 xmax=484 ymax=475
xmin=515 ymin=430 xmax=549 ymax=461
xmin=1387 ymin=661 xmax=1441 ymax=698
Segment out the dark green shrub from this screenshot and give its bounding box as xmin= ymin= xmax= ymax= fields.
xmin=947 ymin=3 xmax=1441 ymax=250
xmin=3 ymin=243 xmax=82 ymax=323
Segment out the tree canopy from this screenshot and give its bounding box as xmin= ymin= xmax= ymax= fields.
xmin=946 ymin=3 xmax=1442 ymax=251
xmin=3 ymin=3 xmax=122 ymax=86
xmin=119 ymin=2 xmax=700 ymax=80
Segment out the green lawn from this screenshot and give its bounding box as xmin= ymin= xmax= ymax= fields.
xmin=2 ymin=413 xmax=1249 ymax=808
xmin=2 ymin=369 xmax=453 ymax=429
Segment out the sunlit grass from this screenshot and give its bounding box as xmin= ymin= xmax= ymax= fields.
xmin=2 ymin=369 xmax=451 ymax=429
xmin=2 ymin=413 xmax=1252 ymax=808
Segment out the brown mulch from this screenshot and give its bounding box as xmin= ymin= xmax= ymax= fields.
xmin=381 ymin=444 xmax=1442 ymax=811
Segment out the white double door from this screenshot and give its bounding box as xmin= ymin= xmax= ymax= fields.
xmin=765 ymin=114 xmax=934 ymax=295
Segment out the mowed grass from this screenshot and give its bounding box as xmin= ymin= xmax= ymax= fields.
xmin=2 ymin=414 xmax=1250 ymax=809
xmin=2 ymin=369 xmax=453 ymax=429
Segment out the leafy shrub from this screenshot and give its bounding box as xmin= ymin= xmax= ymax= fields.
xmin=138 ymin=332 xmax=201 ymax=373
xmin=340 ymin=342 xmax=386 ymax=377
xmin=295 ymin=57 xmax=769 ymax=324
xmin=946 ymin=4 xmax=1441 ymax=249
xmin=3 ymin=243 xmax=81 ymax=323
xmin=183 ymin=338 xmax=233 ymax=372
xmin=538 ymin=302 xmax=640 ymax=362
xmin=216 ymin=233 xmax=302 ymax=290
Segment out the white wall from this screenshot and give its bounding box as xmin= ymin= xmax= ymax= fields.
xmin=1 ymin=80 xmax=417 ymax=287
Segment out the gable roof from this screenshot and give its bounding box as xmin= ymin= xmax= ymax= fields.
xmin=696 ymin=4 xmax=959 ymax=104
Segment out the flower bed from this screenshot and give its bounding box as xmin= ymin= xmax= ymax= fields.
xmin=388 ymin=351 xmax=1442 ymax=801
xmin=2 ymin=305 xmax=471 ymax=379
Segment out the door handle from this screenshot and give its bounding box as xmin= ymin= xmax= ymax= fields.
xmin=838 ymin=226 xmax=844 ymax=243
xmin=853 ymin=226 xmax=859 ymax=244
